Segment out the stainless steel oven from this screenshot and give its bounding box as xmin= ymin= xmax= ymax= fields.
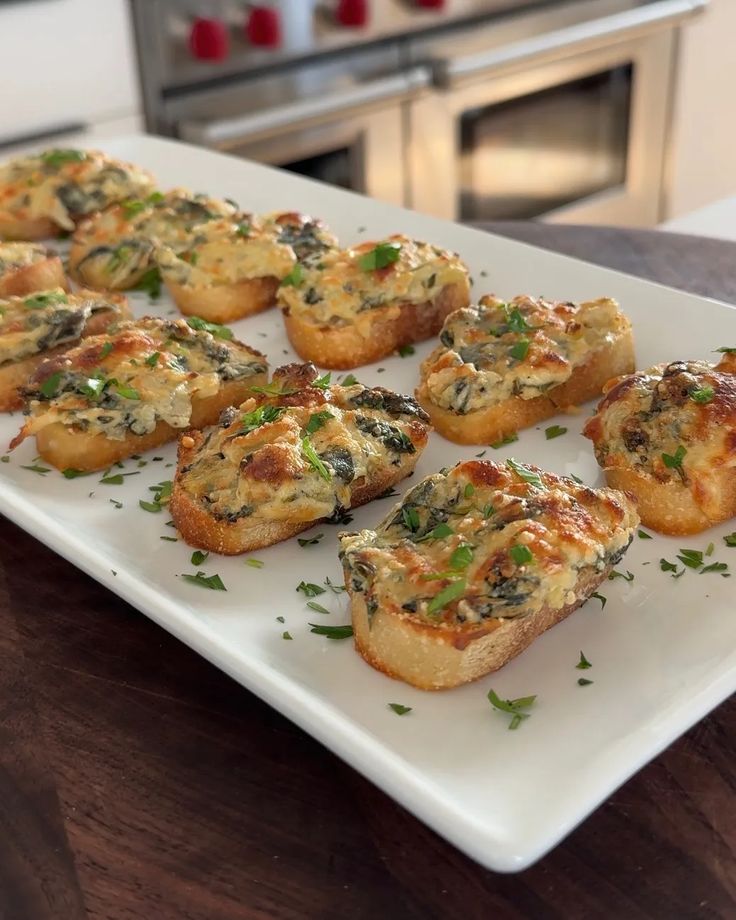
xmin=408 ymin=0 xmax=704 ymax=225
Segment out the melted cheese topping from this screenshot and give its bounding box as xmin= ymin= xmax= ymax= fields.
xmin=16 ymin=317 xmax=266 ymax=442
xmin=0 ymin=241 xmax=49 ymax=273
xmin=339 ymin=460 xmax=638 ymax=630
xmin=421 ymin=294 xmax=627 ymax=413
xmin=277 ymin=234 xmax=469 ymax=332
xmin=583 ymin=356 xmax=736 ymax=511
xmin=70 ymin=189 xmax=239 ymax=288
xmin=178 ymin=370 xmax=429 ymax=525
xmin=0 ymin=149 xmax=153 ymax=231
xmin=0 ymin=288 xmax=123 ymax=365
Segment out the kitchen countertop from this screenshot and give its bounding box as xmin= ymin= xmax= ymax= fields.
xmin=2 ymin=223 xmax=736 ymax=920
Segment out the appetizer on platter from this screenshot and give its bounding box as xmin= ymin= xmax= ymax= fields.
xmin=170 ymin=362 xmax=430 ymax=554
xmin=69 ymin=189 xmax=238 ymax=290
xmin=278 ymin=234 xmax=471 ymax=369
xmin=584 ymin=352 xmax=736 ymax=534
xmin=0 ymin=288 xmax=130 ymax=411
xmin=0 ymin=242 xmax=67 ymax=297
xmin=156 ymin=212 xmax=337 ymax=323
xmin=0 ymin=148 xmax=153 ymax=240
xmin=339 ymin=459 xmax=638 ymax=690
xmin=416 ymin=294 xmax=635 ymax=445
xmin=9 ymin=316 xmax=267 ymax=470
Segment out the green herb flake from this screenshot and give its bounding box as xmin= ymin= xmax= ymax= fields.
xmin=311 ymin=372 xmax=332 ymax=390
xmin=324 ymin=576 xmax=346 ymax=594
xmin=358 ymin=241 xmax=402 ymax=272
xmin=576 ymin=650 xmax=592 ymax=670
xmin=388 ymin=703 xmax=412 ymax=716
xmin=304 ymin=410 xmax=333 ymax=435
xmin=191 ymin=550 xmax=209 ymax=566
xmin=341 ymin=374 xmax=360 ymax=387
xmin=464 ymin=482 xmax=475 ymax=499
xmin=99 ymin=471 xmax=141 ymax=485
xmin=245 ymin=558 xmax=264 ymax=569
xmin=306 ymin=601 xmax=330 ymax=615
xmin=24 ymin=291 xmax=68 ymax=310
xmin=138 ymin=500 xmax=161 ymax=513
xmin=417 ymin=522 xmax=454 ymax=543
xmin=109 ymin=498 xmax=123 ymax=509
xmin=302 ymin=436 xmax=331 ymax=481
xmin=186 ymin=316 xmax=233 ymax=340
xmin=545 ymin=425 xmax=568 ymax=440
xmin=160 ymin=535 xmax=178 ymax=542
xmin=135 ymin=267 xmax=162 ymax=300
xmin=398 ymin=345 xmax=415 ymax=357
xmin=578 ymin=678 xmax=594 ymax=687
xmin=115 ymin=383 xmax=140 ymax=400
xmin=297 ymin=581 xmax=326 ymax=598
xmin=724 ymin=533 xmax=736 ymax=547
xmin=662 ymin=445 xmax=687 ymax=471
xmin=308 ymin=623 xmax=354 ymax=640
xmin=276 ymin=616 xmax=285 ymax=623
xmin=402 ymin=505 xmax=420 ymax=533
xmin=144 ymin=351 xmax=160 ymax=367
xmin=298 ymin=533 xmax=324 ymax=547
xmin=510 ymin=544 xmax=534 ymax=565
xmin=250 ymin=382 xmax=297 ymax=398
xmin=41 ymin=148 xmax=87 ymax=168
xmin=706 ymin=542 xmax=715 ymax=557
xmin=241 ymin=404 xmax=285 ymax=434
xmin=449 ymin=544 xmax=474 ymax=571
xmin=509 ymin=339 xmax=530 ymax=362
xmin=236 ymin=221 xmax=251 ymax=237
xmin=715 ymin=347 xmax=736 ymax=354
xmin=506 ymin=458 xmax=543 ymax=487
xmin=638 ymin=529 xmax=653 ymax=540
xmin=39 ymin=371 xmax=63 ymax=398
xmin=700 ymin=562 xmax=728 ymax=574
xmin=689 ymin=385 xmax=715 ymax=404
xmin=280 ymin=264 xmax=304 ymax=287
xmin=608 ymin=569 xmax=634 ymax=582
xmin=282 ymin=631 xmax=293 ymax=640
xmin=677 ymin=548 xmax=704 ymax=569
xmin=62 ymin=468 xmax=92 ymax=479
xmin=490 ymin=432 xmax=518 ymax=449
xmin=21 ymin=464 xmax=50 ymax=475
xmin=487 ymin=688 xmax=536 ymax=730
xmin=590 ymin=592 xmax=607 ymax=609
xmin=427 ymin=578 xmax=466 ymax=616
xmin=181 ymin=571 xmax=226 ymax=591
xmin=0 ymin=456 xmax=8 ymax=464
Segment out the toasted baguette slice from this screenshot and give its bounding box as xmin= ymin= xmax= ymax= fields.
xmin=69 ymin=189 xmax=239 ymax=290
xmin=339 ymin=459 xmax=639 ymax=690
xmin=278 ymin=234 xmax=471 ymax=369
xmin=416 ymin=294 xmax=635 ymax=445
xmin=0 ymin=243 xmax=67 ymax=296
xmin=584 ymin=353 xmax=736 ymax=534
xmin=9 ymin=316 xmax=267 ymax=470
xmin=170 ymin=362 xmax=430 ymax=554
xmin=0 ymin=288 xmax=130 ymax=411
xmin=158 ymin=212 xmax=337 ymax=323
xmin=0 ymin=148 xmax=154 ymax=239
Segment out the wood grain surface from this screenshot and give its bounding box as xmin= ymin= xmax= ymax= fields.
xmin=1 ymin=225 xmax=736 ymax=920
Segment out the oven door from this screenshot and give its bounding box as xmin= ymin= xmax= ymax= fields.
xmin=409 ymin=0 xmax=704 ymax=226
xmin=178 ymin=70 xmax=427 ymax=208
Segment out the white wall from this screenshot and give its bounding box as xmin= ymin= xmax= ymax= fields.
xmin=666 ymin=0 xmax=736 ymax=218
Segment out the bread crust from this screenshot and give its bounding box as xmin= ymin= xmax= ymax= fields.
xmin=30 ymin=377 xmax=265 ymax=472
xmin=0 ymin=212 xmax=61 ymax=242
xmin=0 ymin=254 xmax=68 ymax=298
xmin=417 ymin=318 xmax=636 ymax=445
xmin=165 ymin=276 xmax=280 ymax=323
xmin=282 ymin=281 xmax=470 ymax=370
xmin=0 ymin=293 xmax=130 ymax=412
xmin=349 ymin=564 xmax=611 ymax=690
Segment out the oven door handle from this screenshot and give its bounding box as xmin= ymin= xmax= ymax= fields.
xmin=179 ymin=67 xmax=429 ymax=147
xmin=436 ymin=0 xmax=706 ymax=86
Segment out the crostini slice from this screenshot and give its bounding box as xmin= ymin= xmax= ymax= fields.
xmin=156 ymin=212 xmax=337 ymax=323
xmin=69 ymin=189 xmax=239 ymax=290
xmin=583 ymin=352 xmax=736 ymax=535
xmin=9 ymin=316 xmax=267 ymax=471
xmin=339 ymin=458 xmax=639 ymax=690
xmin=0 ymin=242 xmax=68 ymax=297
xmin=416 ymin=294 xmax=635 ymax=445
xmin=277 ymin=234 xmax=471 ymax=369
xmin=0 ymin=148 xmax=154 ymax=240
xmin=0 ymin=288 xmax=130 ymax=411
xmin=170 ymin=362 xmax=431 ymax=554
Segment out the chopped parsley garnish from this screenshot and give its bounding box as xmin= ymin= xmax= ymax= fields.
xmin=504 ymin=305 xmax=535 ymax=334
xmin=135 ymin=267 xmax=162 ymax=300
xmin=250 ymin=382 xmax=297 ymax=397
xmin=304 ymin=410 xmax=333 ymax=435
xmin=276 ymin=616 xmax=285 ymax=623
xmin=706 ymin=542 xmax=714 ymax=557
xmin=280 ymin=264 xmax=304 ymax=287
xmin=398 ymin=345 xmax=415 ymax=357
xmin=487 ymin=688 xmax=536 ymax=730
xmin=235 ymin=221 xmax=251 ymax=237
xmin=427 ymin=579 xmax=466 ymax=616
xmin=509 ymin=544 xmax=534 ymax=565
xmin=715 ymin=347 xmax=736 ymax=354
xmin=308 ymin=623 xmax=354 ymax=639
xmin=545 ymin=425 xmax=568 ymax=440
xmin=144 ymin=351 xmax=160 ymax=367
xmin=297 ymin=581 xmax=326 ymax=598
xmin=302 ymin=436 xmax=331 ymax=481
xmin=506 ymin=458 xmax=542 ymax=486
xmin=341 ymin=374 xmax=360 ymax=387
xmin=661 ymin=445 xmax=686 ymax=475
xmin=416 ymin=522 xmax=454 ymax=543
xmin=24 ymin=291 xmax=68 ymax=309
xmin=160 ymin=535 xmax=177 ymax=542
xmin=306 ymin=601 xmax=330 ymax=615
xmin=388 ymin=703 xmax=412 ymax=716
xmin=99 ymin=471 xmax=141 ymax=485
xmin=677 ymin=548 xmax=703 ymax=569
xmin=476 ymin=450 xmax=487 ymax=458
xmin=282 ymin=631 xmax=293 ymax=640
xmin=181 ymin=571 xmax=226 ymax=591
xmin=115 ymin=384 xmax=140 ymax=400
xmin=324 ymin=576 xmax=346 ymax=594
xmin=241 ymin=404 xmax=284 ymax=434
xmin=311 ymin=372 xmax=332 ymax=390
xmin=689 ymin=385 xmax=714 ymax=404
xmin=701 ymin=562 xmax=729 ymax=574
xmin=244 ymin=558 xmax=264 ymax=568
xmin=724 ymin=533 xmax=736 ymax=547
xmin=576 ymin=650 xmax=592 ymax=670
xmin=138 ymin=500 xmax=161 ymax=512
xmin=490 ymin=433 xmax=518 ymax=449
xmin=608 ymin=569 xmax=634 ymax=582
xmin=62 ymin=468 xmax=92 ymax=479
xmin=40 ymin=148 xmax=86 ymax=168
xmin=186 ymin=316 xmax=233 ymax=340
xmin=100 ymin=341 xmax=114 ymax=359
xmin=590 ymin=593 xmax=607 ymax=608
xmin=449 ymin=544 xmax=474 ymax=570
xmin=358 ymin=241 xmax=402 ymax=271
xmin=660 ymin=558 xmax=684 ymax=578
xmin=191 ymin=550 xmax=209 ymax=566
xmin=509 ymin=339 xmax=530 ymax=361
xmin=21 ymin=464 xmax=50 ymax=475
xmin=464 ymin=482 xmax=475 ymax=499
xmin=298 ymin=533 xmax=324 ymax=547
xmin=402 ymin=505 xmax=420 ymax=533
xmin=638 ymin=529 xmax=652 ymax=540
xmin=578 ymin=678 xmax=594 ymax=687
xmin=482 ymin=504 xmax=495 ymax=518
xmin=109 ymin=498 xmax=123 ymax=509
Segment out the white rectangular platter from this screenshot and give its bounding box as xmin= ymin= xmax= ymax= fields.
xmin=2 ymin=135 xmax=735 ymax=873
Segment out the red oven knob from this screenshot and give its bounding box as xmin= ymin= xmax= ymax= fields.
xmin=189 ymin=17 xmax=230 ymax=61
xmin=246 ymin=6 xmax=282 ymax=47
xmin=416 ymin=0 xmax=446 ymax=7
xmin=336 ymin=0 xmax=369 ymax=28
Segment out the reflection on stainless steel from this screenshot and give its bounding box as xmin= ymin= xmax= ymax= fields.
xmin=130 ymin=0 xmax=706 ymax=225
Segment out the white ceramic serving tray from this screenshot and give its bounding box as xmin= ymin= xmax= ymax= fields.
xmin=2 ymin=136 xmax=735 ymax=873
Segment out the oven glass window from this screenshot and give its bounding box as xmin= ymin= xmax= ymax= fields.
xmin=279 ymin=147 xmax=357 ymax=192
xmin=459 ymin=65 xmax=632 ymax=221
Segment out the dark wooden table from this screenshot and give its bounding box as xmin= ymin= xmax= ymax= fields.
xmin=2 ymin=224 xmax=736 ymax=920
